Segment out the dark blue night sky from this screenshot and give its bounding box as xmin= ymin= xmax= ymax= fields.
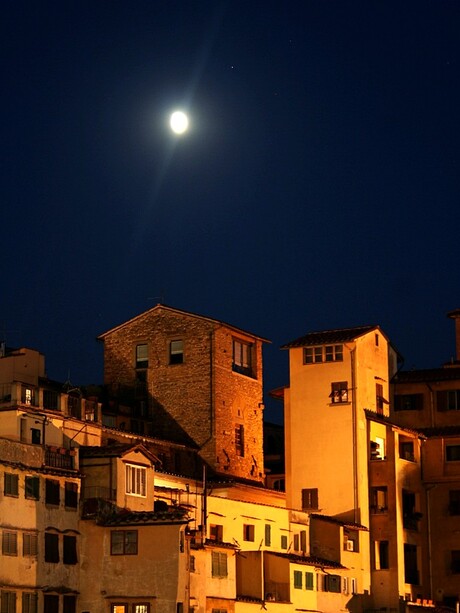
xmin=2 ymin=1 xmax=460 ymax=422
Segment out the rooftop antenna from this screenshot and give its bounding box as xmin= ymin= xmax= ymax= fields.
xmin=148 ymin=293 xmax=165 ymax=305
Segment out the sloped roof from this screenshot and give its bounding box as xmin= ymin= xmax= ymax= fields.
xmin=282 ymin=324 xmax=379 ymax=349
xmin=392 ymin=367 xmax=460 ymax=383
xmin=100 ymin=509 xmax=188 ymax=526
xmin=310 ymin=514 xmax=368 ymax=531
xmin=269 ymin=551 xmax=346 ymax=569
xmin=79 ymin=443 xmax=159 ymax=464
xmin=97 ymin=303 xmax=270 ymax=343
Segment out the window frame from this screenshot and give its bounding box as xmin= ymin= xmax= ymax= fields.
xmin=65 ymin=481 xmax=78 ymax=508
xmin=2 ymin=530 xmax=18 ymax=556
xmin=235 ymin=424 xmax=245 ymax=457
xmin=211 ymin=551 xmax=228 ymax=578
xmin=264 ymin=524 xmax=271 ymax=547
xmin=45 ymin=532 xmax=60 ymax=563
xmin=232 ymin=339 xmax=254 ymax=377
xmin=330 ymin=381 xmax=348 ymax=404
xmin=293 ymin=570 xmax=303 ymax=589
xmin=209 ymin=524 xmax=224 ymax=542
xmin=63 ymin=534 xmax=78 ymax=565
xmin=135 ymin=344 xmax=148 ymax=370
xmin=45 ymin=479 xmax=60 ymax=506
xmin=22 ymin=592 xmax=38 ymax=613
xmin=305 ymin=571 xmax=314 ymax=591
xmin=23 ymin=532 xmax=38 ymax=557
xmin=169 ymin=340 xmax=184 ymax=365
xmin=43 ymin=595 xmax=59 ymax=613
xmin=4 ymin=473 xmax=19 ymax=497
xmin=25 ymin=476 xmax=40 ymax=500
xmin=110 ymin=530 xmax=138 ymax=556
xmin=302 ymin=488 xmax=319 ymax=510
xmin=1 ymin=591 xmax=16 ymax=613
xmin=125 ymin=464 xmax=147 ymax=497
xmin=304 ymin=345 xmax=343 ymax=364
xmin=243 ymin=524 xmax=255 ymax=542
xmin=63 ymin=595 xmax=77 ymax=613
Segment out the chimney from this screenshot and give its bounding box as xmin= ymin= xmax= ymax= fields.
xmin=447 ymin=309 xmax=460 ymax=362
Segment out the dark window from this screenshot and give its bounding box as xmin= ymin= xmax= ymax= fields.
xmin=281 ymin=535 xmax=288 ymax=549
xmin=446 ymin=445 xmax=460 ymax=462
xmin=437 ymin=390 xmax=460 ymax=411
xmin=344 ymin=530 xmax=359 ymax=552
xmin=449 ymin=490 xmax=460 ymax=515
xmin=376 ymin=383 xmax=388 ymax=414
xmin=403 ymin=490 xmax=420 ymax=530
xmin=323 ymin=574 xmax=341 ymax=593
xmin=135 ymin=344 xmax=148 ymax=369
xmin=45 ymin=533 xmax=59 ymax=563
xmin=451 ymin=550 xmax=460 ymax=574
xmin=330 ymin=381 xmax=348 ymax=403
xmin=31 ymin=428 xmax=41 ymax=444
xmin=370 ymin=486 xmax=388 ymax=513
xmin=243 ymin=524 xmax=255 ymax=542
xmin=294 ymin=534 xmax=299 ymax=551
xmin=209 ymin=524 xmax=223 ymax=542
xmin=176 ymin=603 xmax=183 ymax=613
xmin=22 ymin=592 xmax=38 ymax=613
xmin=404 ymin=544 xmax=419 ymax=584
xmin=169 ymin=340 xmax=184 ymax=364
xmin=235 ymin=424 xmax=244 ymax=457
xmin=23 ymin=533 xmax=38 ymax=556
xmin=68 ymin=394 xmax=81 ymax=419
xmin=293 ymin=570 xmax=302 ymax=589
xmin=375 ymin=540 xmax=390 ymax=569
xmin=394 ymin=394 xmax=423 ymax=411
xmin=65 ymin=482 xmax=78 ymax=508
xmin=302 ymin=488 xmax=318 ymax=510
xmin=1 ymin=591 xmax=16 ymax=613
xmin=4 ymin=473 xmax=18 ymax=496
xmin=305 ymin=572 xmax=314 ymax=590
xmin=63 ymin=595 xmax=76 ymax=613
xmin=265 ymin=524 xmax=271 ymax=547
xmin=43 ymin=389 xmax=59 ymax=411
xmin=63 ymin=535 xmax=77 ymax=564
xmin=190 ymin=555 xmax=196 ymax=572
xmin=304 ymin=345 xmax=343 ymax=364
xmin=45 ymin=479 xmax=60 ymax=505
xmin=211 ymin=551 xmax=227 ymax=577
xmin=43 ymin=595 xmax=59 ymax=613
xmin=110 ymin=530 xmax=138 ymax=555
xmin=300 ymin=530 xmax=307 ymax=554
xmin=400 ymin=441 xmax=415 ymax=462
xmin=232 ymin=339 xmax=253 ymax=376
xmin=2 ymin=531 xmax=17 ymax=555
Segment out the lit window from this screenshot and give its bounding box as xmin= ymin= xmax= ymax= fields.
xmin=330 ymin=382 xmax=348 ymax=403
xmin=370 ymin=486 xmax=388 ymax=513
xmin=133 ymin=606 xmax=150 ymax=613
xmin=169 ymin=340 xmax=184 ymax=364
xmin=126 ymin=464 xmax=146 ymax=497
xmin=136 ymin=344 xmax=148 ymax=369
xmin=111 ymin=606 xmax=127 ymax=613
xmin=111 ymin=530 xmax=138 ymax=555
xmin=232 ymin=339 xmax=253 ymax=376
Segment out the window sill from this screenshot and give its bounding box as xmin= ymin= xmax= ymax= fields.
xmin=329 ymin=401 xmax=351 ymax=406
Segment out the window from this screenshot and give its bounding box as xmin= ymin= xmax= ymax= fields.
xmin=293 ymin=570 xmax=302 ymax=589
xmin=446 ymin=445 xmax=460 ymax=462
xmin=211 ymin=551 xmax=228 ymax=577
xmin=403 ymin=490 xmax=420 ymax=530
xmin=43 ymin=595 xmax=59 ymax=613
xmin=449 ymin=490 xmax=460 ymax=515
xmin=176 ymin=603 xmax=183 ymax=613
xmin=376 ymin=383 xmax=388 ymax=414
xmin=265 ymin=524 xmax=271 ymax=546
xmin=68 ymin=394 xmax=81 ymax=419
xmin=437 ymin=390 xmax=460 ymax=411
xmin=31 ymin=428 xmax=41 ymax=445
xmin=63 ymin=535 xmax=77 ymax=564
xmin=25 ymin=476 xmax=40 ymax=500
xmin=111 ymin=606 xmax=127 ymax=613
xmin=65 ymin=482 xmax=78 ymax=508
xmin=375 ymin=540 xmax=389 ymax=569
xmin=4 ymin=473 xmax=18 ymax=496
xmin=45 ymin=479 xmax=60 ymax=505
xmin=169 ymin=340 xmax=184 ymax=364
xmin=190 ymin=555 xmax=196 ymax=572
xmin=451 ymin=550 xmax=460 ymax=574
xmin=302 ymin=488 xmax=318 ymax=510
xmin=136 ymin=344 xmax=148 ymax=369
xmin=23 ymin=533 xmax=38 ymax=556
xmin=134 ymin=606 xmax=150 ymax=613
xmin=243 ymin=524 xmax=255 ymax=542
xmin=1 ymin=591 xmax=16 ymax=613
xmin=43 ymin=389 xmax=59 ymax=411
xmin=404 ymin=544 xmax=419 ymax=584
xmin=400 ymin=441 xmax=415 ymax=462
xmin=281 ymin=535 xmax=288 ymax=549
xmin=305 ymin=572 xmax=314 ymax=590
xmin=370 ymin=486 xmax=388 ymax=512
xmin=2 ymin=531 xmax=18 ymax=555
xmin=323 ymin=574 xmax=341 ymax=593
xmin=63 ymin=595 xmax=76 ymax=613
xmin=209 ymin=524 xmax=223 ymax=542
xmin=126 ymin=464 xmax=146 ymax=497
xmin=45 ymin=533 xmax=59 ymax=563
xmin=235 ymin=424 xmax=244 ymax=457
xmin=395 ymin=394 xmax=423 ymax=411
xmin=22 ymin=386 xmax=35 ymax=406
xmin=344 ymin=530 xmax=359 ymax=552
xmin=212 ymin=609 xmax=227 ymax=613
xmin=22 ymin=592 xmax=38 ymax=613
xmin=330 ymin=381 xmax=348 ymax=403
xmin=111 ymin=530 xmax=138 ymax=555
xmin=293 ymin=534 xmax=300 ymax=551
xmin=370 ymin=437 xmax=385 ymax=460
xmin=304 ymin=345 xmax=343 ymax=364
xmin=232 ymin=339 xmax=253 ymax=376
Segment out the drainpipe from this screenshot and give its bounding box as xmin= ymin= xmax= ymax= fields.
xmin=351 ymin=348 xmax=359 ymax=522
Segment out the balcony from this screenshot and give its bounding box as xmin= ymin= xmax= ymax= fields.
xmin=263 ymin=581 xmax=290 ymax=603
xmin=45 ymin=446 xmax=76 ymax=470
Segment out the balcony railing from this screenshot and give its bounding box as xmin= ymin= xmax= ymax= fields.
xmin=45 ymin=447 xmax=75 ymax=470
xmin=263 ymin=581 xmax=290 ymax=603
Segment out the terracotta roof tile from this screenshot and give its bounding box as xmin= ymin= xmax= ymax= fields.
xmin=282 ymin=325 xmax=378 ymax=349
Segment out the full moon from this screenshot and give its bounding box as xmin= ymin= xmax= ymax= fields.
xmin=170 ymin=111 xmax=189 ymax=135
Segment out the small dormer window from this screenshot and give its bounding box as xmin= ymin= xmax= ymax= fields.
xmin=126 ymin=464 xmax=146 ymax=497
